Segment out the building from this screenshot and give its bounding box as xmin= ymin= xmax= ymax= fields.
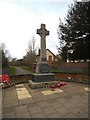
xmin=36 ymin=49 xmax=58 ymax=67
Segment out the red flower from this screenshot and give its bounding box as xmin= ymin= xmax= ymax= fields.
xmin=1 ymin=74 xmax=10 ymax=83
xmin=50 ymin=81 xmax=67 ymax=89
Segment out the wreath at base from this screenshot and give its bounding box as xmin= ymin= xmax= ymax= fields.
xmin=2 ymin=81 xmax=14 ymax=89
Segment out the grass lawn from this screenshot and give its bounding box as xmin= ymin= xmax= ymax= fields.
xmin=9 ymin=66 xmax=16 ymax=76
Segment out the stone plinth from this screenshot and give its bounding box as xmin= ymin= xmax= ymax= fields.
xmin=29 ymin=80 xmax=58 ymax=89
xmin=31 ymin=73 xmax=54 ymax=82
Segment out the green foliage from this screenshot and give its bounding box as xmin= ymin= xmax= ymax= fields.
xmin=9 ymin=66 xmax=16 ymax=76
xmin=2 ymin=50 xmax=9 ymax=67
xmin=57 ymin=2 xmax=90 ymax=61
xmin=0 ymin=43 xmax=9 ymax=68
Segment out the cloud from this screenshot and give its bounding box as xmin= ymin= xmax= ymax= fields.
xmin=0 ymin=0 xmax=73 ymax=3
xmin=0 ymin=1 xmax=70 ymax=59
xmin=0 ymin=3 xmax=39 ymax=58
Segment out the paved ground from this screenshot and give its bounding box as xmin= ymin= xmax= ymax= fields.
xmin=0 ymin=86 xmax=2 ymax=120
xmin=2 ymin=82 xmax=88 ymax=118
xmin=15 ymin=67 xmax=31 ymax=75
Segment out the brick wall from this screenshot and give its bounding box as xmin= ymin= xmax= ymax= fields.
xmin=51 ymin=62 xmax=89 ymax=75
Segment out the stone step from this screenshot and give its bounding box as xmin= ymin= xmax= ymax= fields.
xmin=29 ymin=80 xmax=58 ymax=89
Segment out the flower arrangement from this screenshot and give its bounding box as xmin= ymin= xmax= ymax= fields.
xmin=1 ymin=74 xmax=10 ymax=83
xmin=0 ymin=74 xmax=14 ymax=88
xmin=50 ymin=81 xmax=67 ymax=89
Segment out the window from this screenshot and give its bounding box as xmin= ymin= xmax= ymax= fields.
xmin=49 ymin=55 xmax=52 ymax=61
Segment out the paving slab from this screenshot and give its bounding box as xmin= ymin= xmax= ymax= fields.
xmin=15 ymin=105 xmax=30 ymax=118
xmin=63 ymin=102 xmax=75 ymax=109
xmin=17 ymin=93 xmax=32 ymax=100
xmin=50 ymin=101 xmax=63 ymax=109
xmin=71 ymin=95 xmax=83 ymax=100
xmin=16 ymin=87 xmax=28 ymax=91
xmin=69 ymin=107 xmax=85 ymax=116
xmin=15 ymin=84 xmax=24 ymax=87
xmin=53 ymin=88 xmax=64 ymax=93
xmin=42 ymin=107 xmax=56 ymax=115
xmin=4 ymin=91 xmax=17 ymax=97
xmin=30 ymin=92 xmax=47 ymax=99
xmin=62 ymin=113 xmax=77 ymax=118
xmin=46 ymin=94 xmax=60 ymax=100
xmin=3 ymin=98 xmax=18 ymax=108
xmin=29 ymin=92 xmax=43 ymax=97
xmin=27 ymin=102 xmax=38 ymax=108
xmin=3 ymin=112 xmax=15 ymax=118
xmin=2 ymin=82 xmax=88 ymax=118
xmin=47 ymin=112 xmax=61 ymax=118
xmin=19 ymin=97 xmax=34 ymax=104
xmin=41 ymin=90 xmax=54 ymax=95
xmin=33 ymin=96 xmax=48 ymax=102
xmin=2 ymin=106 xmax=15 ymax=114
xmin=56 ymin=107 xmax=71 ymax=116
xmin=79 ymin=113 xmax=88 ymax=118
xmin=38 ymin=101 xmax=50 ymax=108
xmin=73 ymin=102 xmax=86 ymax=108
xmin=28 ymin=106 xmax=42 ymax=115
xmin=56 ymin=98 xmax=68 ymax=104
xmin=16 ymin=90 xmax=29 ymax=95
xmin=30 ymin=112 xmax=46 ymax=118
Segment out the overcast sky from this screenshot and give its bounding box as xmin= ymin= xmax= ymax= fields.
xmin=0 ymin=0 xmax=74 ymax=59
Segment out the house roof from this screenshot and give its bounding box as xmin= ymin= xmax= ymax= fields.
xmin=47 ymin=49 xmax=57 ymax=58
xmin=36 ymin=49 xmax=57 ymax=58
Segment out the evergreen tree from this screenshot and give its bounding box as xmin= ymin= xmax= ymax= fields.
xmin=0 ymin=43 xmax=9 ymax=68
xmin=57 ymin=2 xmax=90 ymax=61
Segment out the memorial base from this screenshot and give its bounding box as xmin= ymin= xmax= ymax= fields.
xmin=31 ymin=73 xmax=55 ymax=82
xmin=29 ymin=73 xmax=56 ymax=89
xmin=29 ymin=80 xmax=58 ymax=89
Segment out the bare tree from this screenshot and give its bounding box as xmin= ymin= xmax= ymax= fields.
xmin=25 ymin=35 xmax=37 ymax=66
xmin=10 ymin=58 xmax=17 ymax=66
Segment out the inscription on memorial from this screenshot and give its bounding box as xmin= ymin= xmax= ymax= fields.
xmin=40 ymin=64 xmax=50 ymax=73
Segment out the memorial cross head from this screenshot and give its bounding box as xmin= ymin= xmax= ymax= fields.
xmin=37 ymin=24 xmax=49 ymax=37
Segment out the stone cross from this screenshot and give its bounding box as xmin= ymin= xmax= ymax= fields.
xmin=37 ymin=24 xmax=49 ymax=62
